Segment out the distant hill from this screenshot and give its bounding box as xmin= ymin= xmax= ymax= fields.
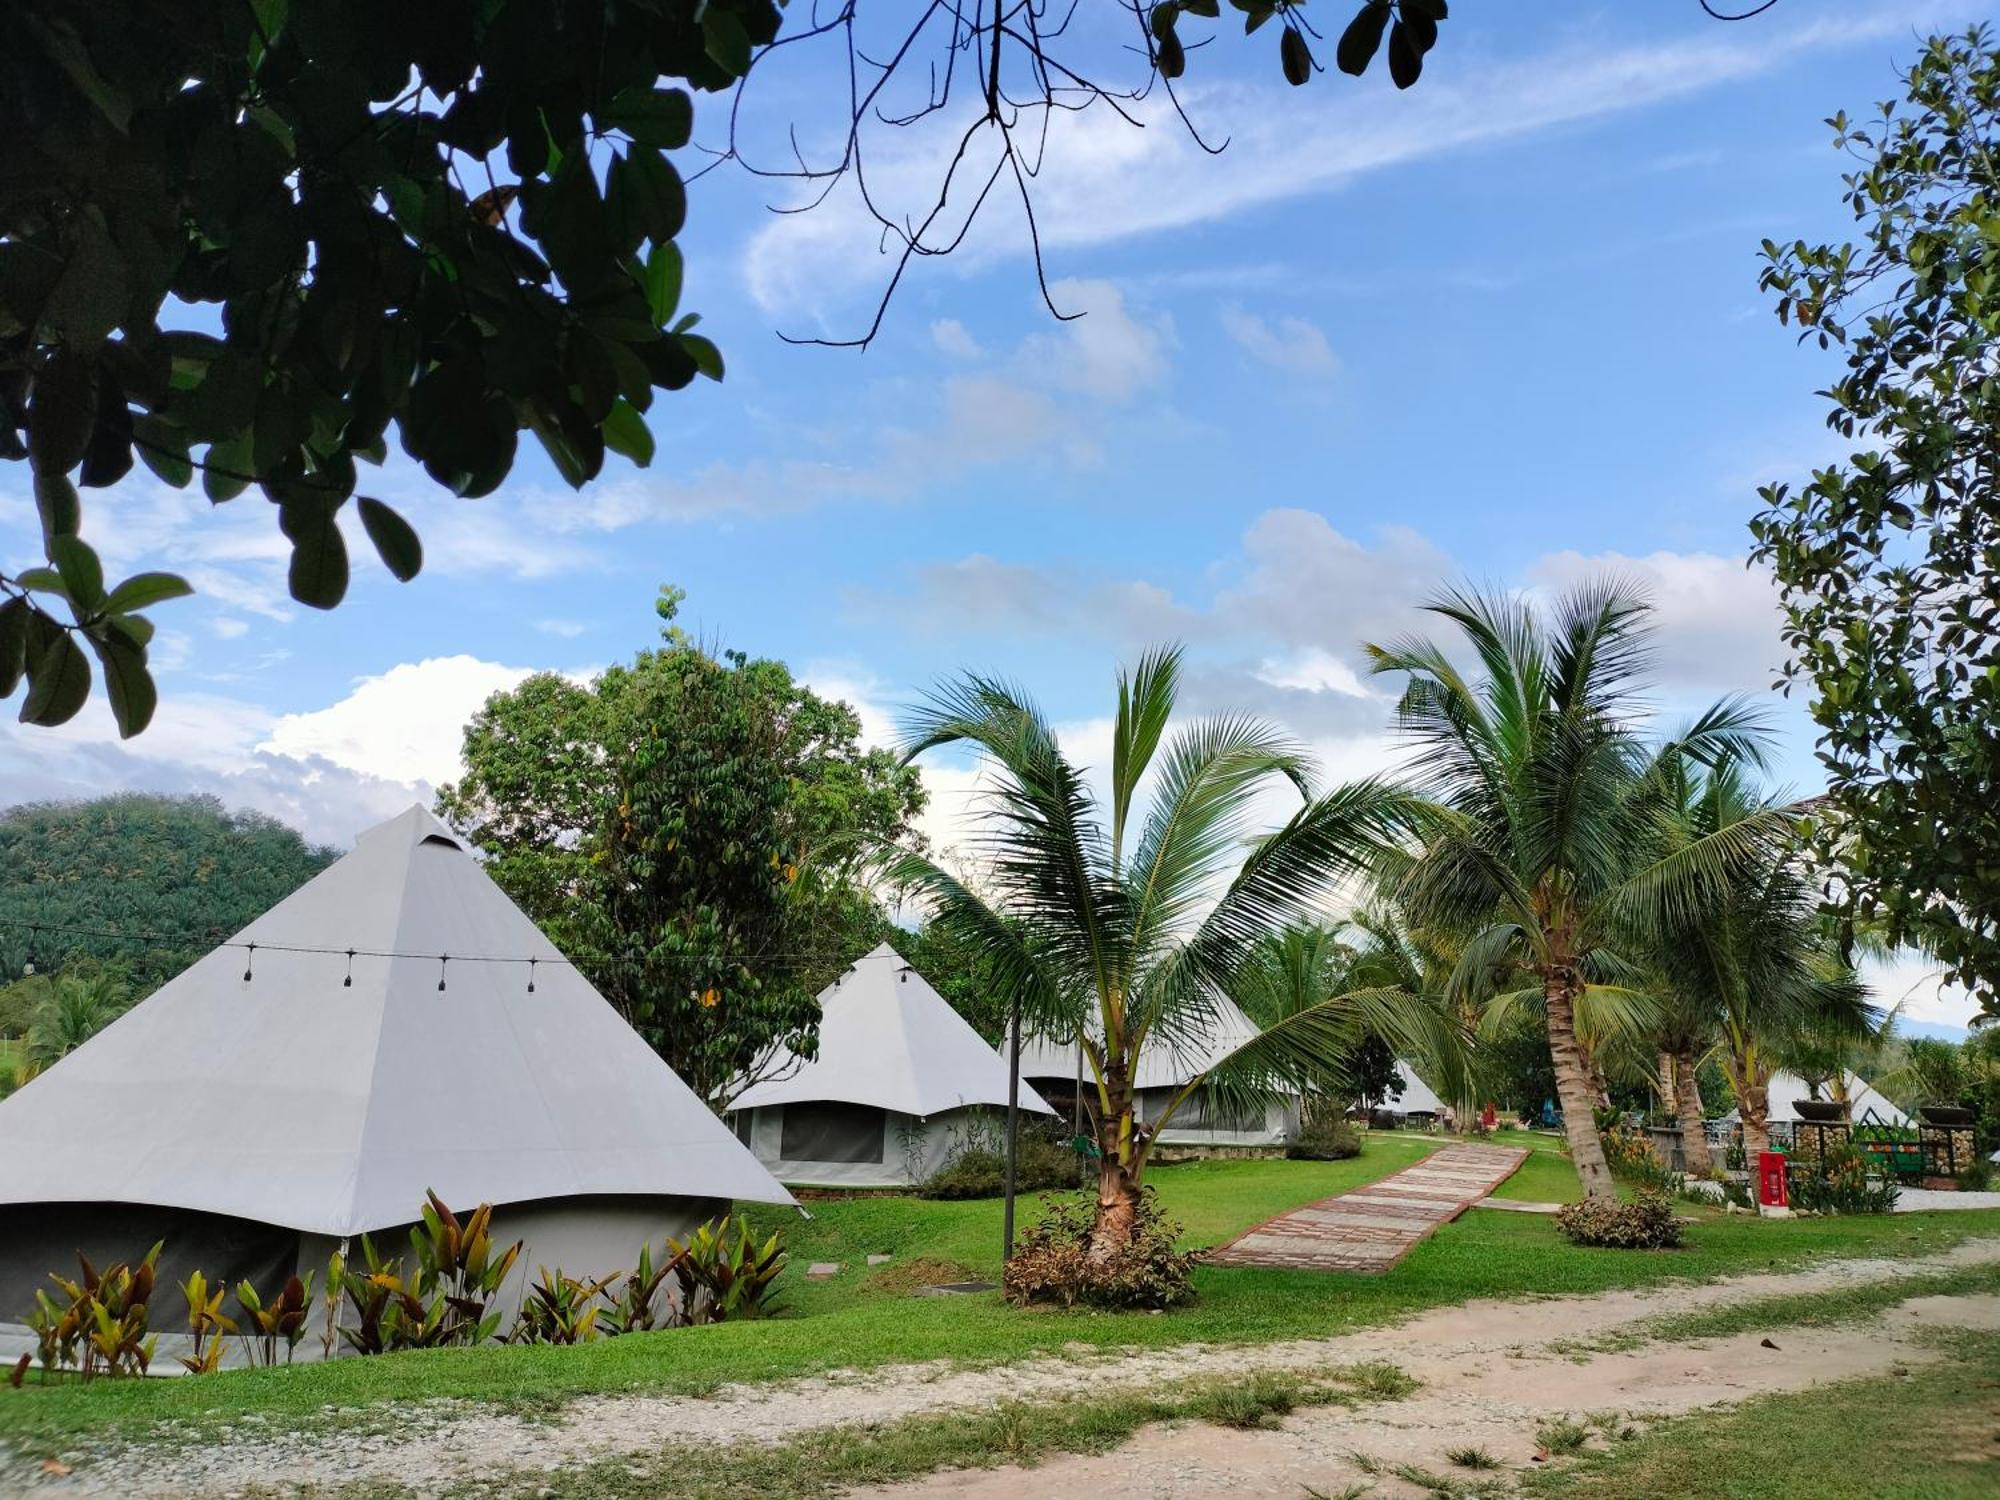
xmin=0 ymin=794 xmax=336 ymax=992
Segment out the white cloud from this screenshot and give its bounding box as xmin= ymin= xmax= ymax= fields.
xmin=742 ymin=6 xmax=1961 ymax=321
xmin=1863 ymin=952 xmax=1981 ymax=1031
xmin=1530 ymin=548 xmax=1786 ymax=693
xmin=259 ymin=656 xmax=540 ymax=788
xmin=536 ymin=619 xmax=590 ymax=639
xmin=1220 ymin=307 xmax=1340 ymax=377
xmin=1256 ymin=646 xmax=1369 ymax=698
xmin=931 ymin=319 xmax=983 ymax=359
xmin=211 ymin=617 xmax=250 ymax=640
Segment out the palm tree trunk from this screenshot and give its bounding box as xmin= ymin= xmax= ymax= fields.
xmin=1656 ymin=1052 xmax=1677 ymax=1114
xmin=1674 ymin=1046 xmax=1714 ymax=1178
xmin=1740 ymin=1075 xmax=1772 ymax=1162
xmin=1085 ymin=1066 xmax=1145 ymax=1261
xmin=1545 ymin=974 xmax=1617 ymax=1200
xmin=1088 ymin=1152 xmax=1143 ymax=1262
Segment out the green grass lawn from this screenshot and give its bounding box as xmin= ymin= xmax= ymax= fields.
xmin=4 ymin=1138 xmax=1997 ymax=1456
xmin=1525 ymin=1326 xmax=2000 ymax=1499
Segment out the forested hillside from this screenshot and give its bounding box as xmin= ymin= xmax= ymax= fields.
xmin=0 ymin=795 xmax=337 ymax=992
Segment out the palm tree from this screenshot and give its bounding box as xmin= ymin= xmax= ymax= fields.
xmin=23 ymin=968 xmax=132 ymax=1077
xmin=1367 ymin=582 xmax=1779 ymax=1200
xmin=1339 ymin=910 xmax=1486 ymax=1130
xmin=884 ymin=647 xmax=1416 ymax=1257
xmin=1651 ymin=758 xmax=1874 ymax=1161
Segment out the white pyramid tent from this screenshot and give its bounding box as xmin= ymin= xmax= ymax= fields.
xmin=727 ymin=943 xmax=1053 ymax=1188
xmin=1014 ymin=995 xmax=1300 ymax=1149
xmin=0 ymin=805 xmax=792 ymax=1336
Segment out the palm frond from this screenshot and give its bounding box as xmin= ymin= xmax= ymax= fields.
xmin=1110 ymin=645 xmax=1182 ymax=871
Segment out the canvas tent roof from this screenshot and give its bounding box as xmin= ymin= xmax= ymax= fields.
xmin=1015 ymin=994 xmax=1266 ymax=1093
xmin=0 ymin=805 xmax=794 ymax=1236
xmin=1716 ymin=1069 xmax=1910 ymax=1128
xmin=730 ymin=943 xmax=1054 ymax=1118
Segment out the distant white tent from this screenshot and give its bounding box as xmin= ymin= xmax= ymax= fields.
xmin=1015 ymin=996 xmax=1299 ymax=1149
xmin=1716 ymin=1069 xmax=1911 ymax=1128
xmin=1382 ymin=1064 xmax=1446 ymax=1119
xmin=727 ymin=944 xmax=1054 ymax=1188
xmin=0 ymin=805 xmax=792 ymax=1340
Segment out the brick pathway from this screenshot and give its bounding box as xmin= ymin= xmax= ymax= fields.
xmin=1207 ymin=1142 xmax=1529 ymax=1274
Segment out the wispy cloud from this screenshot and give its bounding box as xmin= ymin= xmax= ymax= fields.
xmin=743 ymin=4 xmax=1965 ymax=321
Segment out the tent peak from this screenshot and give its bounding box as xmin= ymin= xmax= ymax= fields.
xmin=355 ymin=804 xmax=467 ymax=856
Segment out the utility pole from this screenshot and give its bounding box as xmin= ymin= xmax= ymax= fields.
xmin=1002 ymin=993 xmax=1023 ymax=1262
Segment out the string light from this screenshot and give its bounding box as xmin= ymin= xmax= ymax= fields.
xmin=0 ymin=913 xmax=872 ymax=981
xmin=437 ymin=955 xmax=449 ymax=993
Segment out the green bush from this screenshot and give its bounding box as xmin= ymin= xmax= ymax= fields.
xmin=1555 ymin=1190 xmax=1684 ymax=1249
xmin=1787 ymin=1147 xmax=1900 ymax=1214
xmin=1285 ymin=1114 xmax=1362 ymax=1161
xmin=1003 ymin=1189 xmax=1201 ymax=1309
xmin=920 ymin=1130 xmax=1085 ymax=1200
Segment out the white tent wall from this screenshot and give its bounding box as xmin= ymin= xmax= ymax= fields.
xmin=1136 ymin=1087 xmax=1298 ymax=1150
xmin=735 ymin=1102 xmax=997 ymax=1189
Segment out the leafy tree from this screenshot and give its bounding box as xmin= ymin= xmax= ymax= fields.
xmin=882 ymin=646 xmax=1421 ymax=1257
xmin=1368 ymin=582 xmax=1781 ymax=1199
xmin=0 ymin=793 xmax=336 ymax=990
xmin=1752 ymin=28 xmax=2000 ymax=1022
xmin=438 ymin=587 xmax=924 ymax=1108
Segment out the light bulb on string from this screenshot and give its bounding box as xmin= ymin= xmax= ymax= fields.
xmin=242 ymin=943 xmax=256 ymax=984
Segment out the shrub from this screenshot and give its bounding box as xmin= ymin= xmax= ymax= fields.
xmin=1003 ymin=1189 xmax=1201 ymax=1309
xmin=920 ymin=1128 xmax=1085 ymax=1199
xmin=1555 ymin=1190 xmax=1684 ymax=1250
xmin=511 ymin=1268 xmax=616 ymax=1345
xmin=665 ymin=1215 xmax=786 ymax=1323
xmin=1601 ymin=1121 xmax=1685 ymax=1197
xmin=21 ymin=1244 xmax=163 ymax=1381
xmin=1956 ymin=1157 xmax=1993 ymax=1192
xmin=1787 ymin=1147 xmax=1899 ymax=1215
xmin=1285 ymin=1114 xmax=1362 ymax=1161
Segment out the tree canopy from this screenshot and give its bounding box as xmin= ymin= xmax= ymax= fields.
xmin=437 ymin=587 xmax=925 ymax=1108
xmin=0 ymin=793 xmax=336 ymax=990
xmin=1752 ymin=28 xmax=2000 ymax=1023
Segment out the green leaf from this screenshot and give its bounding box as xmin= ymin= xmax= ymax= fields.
xmin=606 ymin=87 xmax=693 ymax=150
xmin=33 ymin=472 xmax=81 ymax=553
xmin=102 ymin=572 xmax=195 ymax=615
xmin=132 ymin=415 xmax=193 ymax=487
xmin=1386 ymin=19 xmax=1423 ymax=88
xmin=356 ymin=497 xmax=423 ymax=582
xmin=106 ymin=613 xmax=154 ymax=649
xmin=28 ymin=351 xmax=96 ymax=476
xmin=1280 ymin=27 xmax=1311 ymax=86
xmin=44 ymin=208 xmax=131 ymax=350
xmin=14 ymin=567 xmax=65 ymax=596
xmin=87 ymin=632 xmax=156 ymax=739
xmin=280 ymin=500 xmax=350 ymax=610
xmin=204 ymin=430 xmax=253 ymax=503
xmin=0 ymin=598 xmax=30 ymax=698
xmin=22 ymin=15 xmax=131 ymax=131
xmin=1335 ymin=2 xmax=1391 ymax=77
xmin=610 ymin=147 xmax=687 ymax=247
xmin=681 ymin=334 xmax=724 ymax=382
xmin=702 ymin=10 xmax=753 ymax=76
xmin=601 ymin=399 xmax=655 ymax=467
xmin=645 ymin=243 xmax=684 ymax=326
xmin=51 ymin=535 xmax=106 ymax=613
xmin=19 ymin=631 xmax=91 ymax=727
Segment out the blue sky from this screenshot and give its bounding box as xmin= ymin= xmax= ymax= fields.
xmin=0 ymin=1 xmax=1981 ymax=1024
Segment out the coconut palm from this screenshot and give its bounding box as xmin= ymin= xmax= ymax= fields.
xmin=1366 ymin=581 xmax=1781 ymax=1199
xmin=1651 ymin=757 xmax=1875 ymax=1160
xmin=883 ymin=647 xmax=1418 ymax=1256
xmin=23 ymin=968 xmax=133 ymax=1077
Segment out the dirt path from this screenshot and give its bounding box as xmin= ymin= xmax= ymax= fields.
xmin=34 ymin=1237 xmax=2000 ymax=1498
